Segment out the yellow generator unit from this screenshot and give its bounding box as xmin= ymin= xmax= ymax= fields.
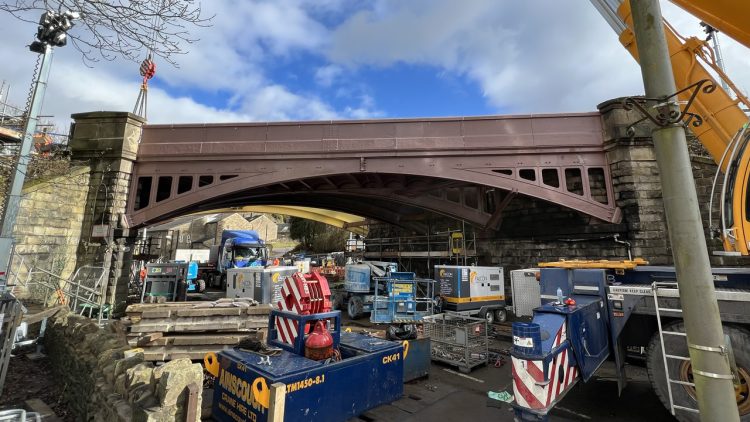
xmin=435 ymin=265 xmax=507 ymax=323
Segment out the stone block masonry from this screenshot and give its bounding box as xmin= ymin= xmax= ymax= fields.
xmin=11 ymin=166 xmax=91 ymax=299
xmin=43 ymin=309 xmax=203 ymax=421
xmin=70 ymin=112 xmax=145 ymax=315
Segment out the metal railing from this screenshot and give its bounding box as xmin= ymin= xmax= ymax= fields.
xmin=5 ymin=251 xmax=108 ymax=324
xmin=33 ymin=266 xmax=107 ymax=324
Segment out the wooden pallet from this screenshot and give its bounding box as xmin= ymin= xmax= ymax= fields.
xmin=122 ymin=300 xmax=271 ymax=361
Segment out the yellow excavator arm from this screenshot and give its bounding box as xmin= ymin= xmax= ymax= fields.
xmin=592 ymin=0 xmax=750 ymax=254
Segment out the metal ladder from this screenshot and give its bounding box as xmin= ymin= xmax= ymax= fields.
xmin=652 ymin=281 xmax=701 ymax=416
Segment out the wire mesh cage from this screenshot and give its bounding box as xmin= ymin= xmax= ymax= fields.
xmin=422 ymin=311 xmax=488 ymax=372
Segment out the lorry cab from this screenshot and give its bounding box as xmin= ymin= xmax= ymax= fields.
xmin=218 ymin=230 xmax=269 ymax=272
xmin=227 ymin=243 xmax=268 ymax=268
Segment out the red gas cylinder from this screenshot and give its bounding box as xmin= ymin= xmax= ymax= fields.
xmin=305 ymin=320 xmax=334 ymax=361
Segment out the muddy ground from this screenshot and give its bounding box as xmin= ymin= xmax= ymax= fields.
xmin=0 ymin=345 xmax=73 ymax=421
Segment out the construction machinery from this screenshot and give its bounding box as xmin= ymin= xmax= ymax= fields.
xmin=370 ymin=272 xmax=435 ymax=325
xmin=434 ymin=265 xmax=507 ymax=323
xmin=510 ymin=261 xmax=750 ymax=421
xmin=197 ymin=230 xmax=270 ymax=289
xmin=590 ymin=0 xmax=750 ymax=256
xmin=140 ymin=262 xmax=191 ymax=303
xmin=205 ymin=271 xmax=405 ymax=422
xmin=506 ymin=2 xmax=750 ymax=420
xmin=225 ymin=266 xmax=297 ymax=303
xmin=331 ymin=261 xmax=397 ymax=319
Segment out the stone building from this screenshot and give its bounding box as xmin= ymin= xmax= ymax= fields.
xmin=142 ymin=212 xmax=280 ymax=261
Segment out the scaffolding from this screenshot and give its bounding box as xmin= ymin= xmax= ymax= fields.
xmin=363 ymin=231 xmax=478 ymax=277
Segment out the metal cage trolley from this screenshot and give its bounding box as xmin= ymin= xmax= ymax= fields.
xmin=422 ymin=312 xmax=488 ymax=373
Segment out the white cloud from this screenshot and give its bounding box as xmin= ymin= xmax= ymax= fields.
xmin=0 ymin=0 xmax=371 ymax=129
xmin=344 ymin=94 xmax=384 ymax=119
xmin=314 ymin=64 xmax=343 ymax=87
xmin=325 ymin=0 xmax=750 ymax=114
xmin=1 ymin=0 xmax=747 ymax=133
xmin=242 ymin=84 xmax=337 ymax=121
xmin=326 ymin=0 xmax=645 ymax=113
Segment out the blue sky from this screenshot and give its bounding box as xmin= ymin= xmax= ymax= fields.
xmin=0 ymin=0 xmax=749 ymax=127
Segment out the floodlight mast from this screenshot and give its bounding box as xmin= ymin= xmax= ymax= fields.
xmin=0 ymin=10 xmax=78 ymax=291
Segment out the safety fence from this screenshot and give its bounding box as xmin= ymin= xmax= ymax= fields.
xmin=5 ymin=252 xmax=107 ymax=323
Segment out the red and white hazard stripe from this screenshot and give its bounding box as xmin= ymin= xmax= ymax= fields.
xmin=275 ymin=294 xmax=299 ymax=346
xmin=281 ymin=277 xmax=305 ymax=313
xmin=274 ymin=272 xmax=333 ymax=346
xmin=512 ymin=323 xmax=578 ymax=411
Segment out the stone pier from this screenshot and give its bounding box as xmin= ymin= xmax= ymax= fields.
xmin=69 ymin=112 xmax=144 ymax=314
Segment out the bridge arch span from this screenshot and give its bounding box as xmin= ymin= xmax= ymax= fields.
xmin=126 ymin=113 xmax=622 ymax=229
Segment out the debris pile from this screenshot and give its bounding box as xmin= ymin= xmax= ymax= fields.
xmin=122 ymin=298 xmax=271 ymax=361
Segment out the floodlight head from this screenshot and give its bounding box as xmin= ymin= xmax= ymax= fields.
xmin=29 ymin=40 xmax=46 ymax=54
xmin=51 ymin=32 xmax=67 ymax=47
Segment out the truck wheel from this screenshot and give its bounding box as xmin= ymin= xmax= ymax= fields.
xmin=197 ymin=279 xmax=206 ymax=293
xmin=484 ymin=309 xmax=495 ymax=324
xmin=348 ymin=296 xmax=364 ymax=320
xmin=494 ymin=309 xmax=507 ymax=323
xmin=331 ymin=292 xmax=344 ymax=311
xmin=647 ymin=321 xmax=750 ymax=421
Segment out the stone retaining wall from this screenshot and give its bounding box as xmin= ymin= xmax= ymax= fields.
xmin=11 ymin=166 xmax=91 ymax=300
xmin=43 ymin=310 xmax=203 ymax=421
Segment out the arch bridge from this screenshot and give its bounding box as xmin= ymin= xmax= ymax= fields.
xmin=126 ymin=112 xmax=622 ymax=231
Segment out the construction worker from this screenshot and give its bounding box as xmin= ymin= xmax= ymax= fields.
xmin=273 ymin=257 xmax=280 ymax=266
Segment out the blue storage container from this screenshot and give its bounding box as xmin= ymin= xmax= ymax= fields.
xmin=212 ymin=332 xmax=404 ymax=422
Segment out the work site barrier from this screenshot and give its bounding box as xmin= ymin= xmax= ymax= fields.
xmin=5 ymin=251 xmax=108 ymax=323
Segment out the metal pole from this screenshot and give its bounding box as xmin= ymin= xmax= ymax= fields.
xmin=630 ymin=2 xmax=739 ymax=421
xmin=0 ymin=46 xmax=53 ymax=291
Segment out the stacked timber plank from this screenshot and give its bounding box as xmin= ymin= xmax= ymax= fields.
xmin=122 ymin=298 xmax=271 ymax=361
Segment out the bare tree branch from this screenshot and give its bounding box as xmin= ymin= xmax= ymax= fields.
xmin=0 ymin=0 xmax=213 ymax=66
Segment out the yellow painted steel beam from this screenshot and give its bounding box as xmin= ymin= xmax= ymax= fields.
xmin=669 ymin=0 xmax=750 ymax=49
xmin=538 ymin=258 xmax=649 ymax=270
xmin=188 ymin=205 xmax=368 ymax=235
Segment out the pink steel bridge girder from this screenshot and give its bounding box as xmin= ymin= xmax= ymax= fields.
xmin=126 ymin=112 xmax=622 ymax=229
